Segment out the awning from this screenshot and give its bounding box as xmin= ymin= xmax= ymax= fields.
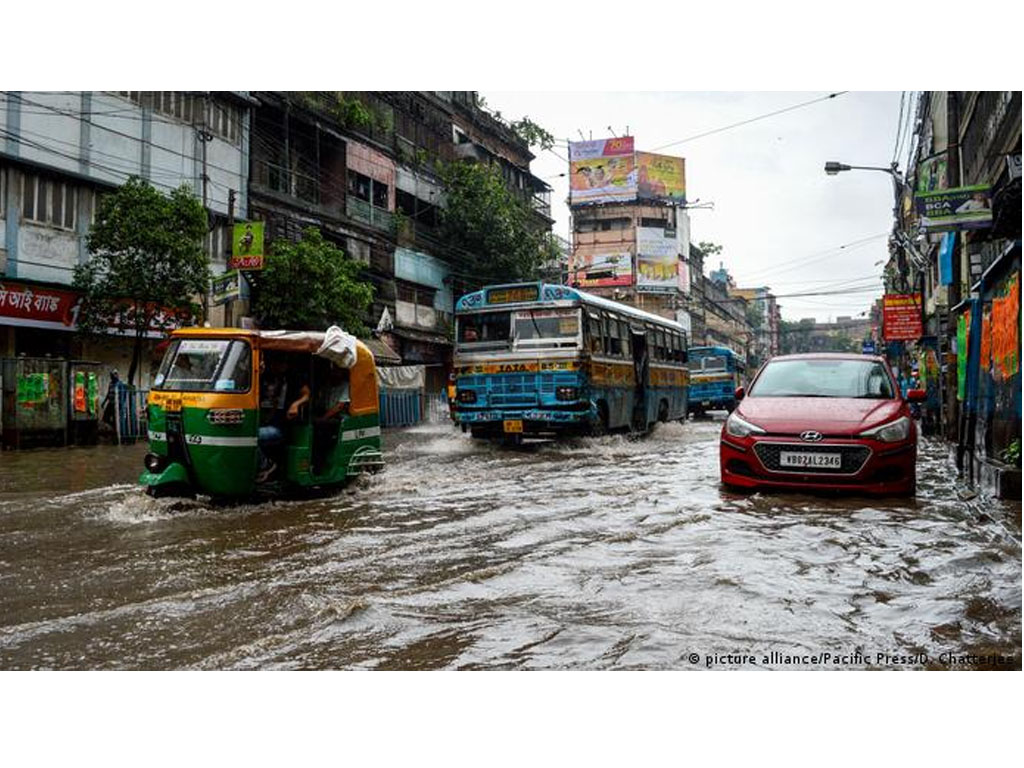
xmin=390 ymin=326 xmax=452 ymax=346
xmin=363 ymin=337 xmax=402 ymax=365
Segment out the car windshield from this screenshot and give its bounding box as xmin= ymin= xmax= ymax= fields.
xmin=750 ymin=359 xmax=895 ymax=399
xmin=153 ymin=339 xmax=252 ymax=392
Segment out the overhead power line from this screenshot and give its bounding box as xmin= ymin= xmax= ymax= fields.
xmin=649 ymin=92 xmax=849 ymax=152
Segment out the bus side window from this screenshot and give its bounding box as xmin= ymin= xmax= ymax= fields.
xmin=608 ymin=316 xmax=622 ymax=357
xmin=587 ymin=313 xmax=602 ymax=354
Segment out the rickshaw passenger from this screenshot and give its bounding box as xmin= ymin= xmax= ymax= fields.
xmin=311 ymin=366 xmax=351 ymax=475
xmin=257 ymin=357 xmax=311 ymax=481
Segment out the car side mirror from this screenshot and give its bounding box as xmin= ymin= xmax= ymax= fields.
xmin=735 ymin=386 xmax=745 ymax=401
xmin=906 ymin=388 xmax=926 ymax=402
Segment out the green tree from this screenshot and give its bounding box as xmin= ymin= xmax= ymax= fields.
xmin=438 ymin=161 xmax=553 ymax=286
xmin=697 ymin=241 xmax=723 ymax=258
xmin=248 ymin=227 xmax=373 ymax=334
xmin=509 ymin=117 xmax=555 ymax=151
xmin=73 ymin=177 xmax=210 ymax=386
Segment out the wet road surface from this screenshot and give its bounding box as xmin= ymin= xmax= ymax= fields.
xmin=0 ymin=417 xmax=1020 ymax=669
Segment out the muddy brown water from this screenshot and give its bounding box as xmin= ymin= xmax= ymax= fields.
xmin=0 ymin=417 xmax=1019 ymax=669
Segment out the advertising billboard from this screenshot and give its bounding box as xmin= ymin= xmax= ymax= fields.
xmin=569 ymin=137 xmax=636 ymax=206
xmin=883 ymin=293 xmax=923 ymax=341
xmin=230 ymin=221 xmax=265 ymax=270
xmin=635 ymin=152 xmax=686 ymax=203
xmin=915 ymin=185 xmax=992 ymax=232
xmin=572 ymin=249 xmax=633 ymax=288
xmin=636 ymin=227 xmax=678 ymax=293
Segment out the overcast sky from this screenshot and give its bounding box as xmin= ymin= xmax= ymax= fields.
xmin=484 ymin=91 xmax=906 ymax=323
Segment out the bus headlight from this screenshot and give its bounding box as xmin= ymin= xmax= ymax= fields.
xmin=458 ymin=390 xmax=477 ymax=404
xmin=556 ymin=386 xmax=579 ymax=401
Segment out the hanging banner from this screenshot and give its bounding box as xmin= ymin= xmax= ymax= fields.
xmin=211 ymin=270 xmax=242 ymax=306
xmin=635 ymin=152 xmax=686 ymax=203
xmin=572 ymin=249 xmax=633 ymax=288
xmin=938 ymin=232 xmax=955 ymax=285
xmin=230 ymin=221 xmax=265 ymax=270
xmin=882 ymin=293 xmax=923 ymax=341
xmin=916 ymin=152 xmax=948 ymax=195
xmin=636 ymin=227 xmax=678 ymax=293
xmin=569 ymin=137 xmax=636 ymax=206
xmin=915 ymin=185 xmax=993 ymax=232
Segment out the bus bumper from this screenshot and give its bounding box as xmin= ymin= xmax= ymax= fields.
xmin=456 ymin=407 xmax=593 ymax=437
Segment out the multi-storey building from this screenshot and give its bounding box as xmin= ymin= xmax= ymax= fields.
xmin=1 ymin=90 xmax=251 ymax=371
xmin=244 ymin=91 xmax=553 ymax=395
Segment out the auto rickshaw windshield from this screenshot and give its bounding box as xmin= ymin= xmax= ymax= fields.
xmin=153 ymin=338 xmax=252 ymax=392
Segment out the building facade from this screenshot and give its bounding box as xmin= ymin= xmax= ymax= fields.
xmin=1 ymin=90 xmax=251 ymax=376
xmin=892 ymin=90 xmax=1020 ymax=497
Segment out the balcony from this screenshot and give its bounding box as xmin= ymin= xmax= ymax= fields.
xmin=346 ymin=197 xmax=396 ymax=234
xmin=532 ymin=191 xmax=552 ymax=219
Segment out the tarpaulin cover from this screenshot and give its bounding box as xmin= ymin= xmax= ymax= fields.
xmin=377 ymin=365 xmax=425 ymax=390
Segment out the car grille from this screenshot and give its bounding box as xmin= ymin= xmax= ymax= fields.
xmin=753 ymin=442 xmax=871 ymax=474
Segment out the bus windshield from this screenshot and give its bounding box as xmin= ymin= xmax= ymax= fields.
xmin=457 ymin=312 xmax=511 ymax=348
xmin=153 ymin=339 xmax=252 ymax=392
xmin=514 ymin=308 xmax=580 ymax=348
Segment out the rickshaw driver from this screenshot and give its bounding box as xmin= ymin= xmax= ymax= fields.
xmin=257 ymin=356 xmax=311 ymax=482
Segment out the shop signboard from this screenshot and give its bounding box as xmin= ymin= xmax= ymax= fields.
xmin=915 ymin=185 xmax=993 ymax=232
xmin=0 ymin=281 xmax=81 ymax=331
xmin=636 ymin=227 xmax=678 ymax=293
xmin=882 ymin=293 xmax=923 ymax=341
xmin=635 ymin=152 xmax=686 ymax=203
xmin=572 ymin=250 xmax=633 ymax=288
xmin=211 ymin=270 xmax=242 ymax=306
xmin=569 ymin=137 xmax=636 ymax=206
xmin=230 ymin=221 xmax=265 ymax=270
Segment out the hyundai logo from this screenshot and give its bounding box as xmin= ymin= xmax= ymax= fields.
xmin=800 ymin=430 xmax=824 ymax=442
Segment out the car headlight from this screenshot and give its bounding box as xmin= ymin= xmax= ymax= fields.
xmin=860 ymin=416 xmax=910 ymax=443
xmin=725 ymin=412 xmax=766 ymax=438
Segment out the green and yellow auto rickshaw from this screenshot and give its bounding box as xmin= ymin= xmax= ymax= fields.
xmin=140 ymin=326 xmax=383 ymax=500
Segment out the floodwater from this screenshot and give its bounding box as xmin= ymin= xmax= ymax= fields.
xmin=0 ymin=417 xmax=1020 ymax=670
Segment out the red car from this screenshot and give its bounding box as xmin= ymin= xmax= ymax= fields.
xmin=720 ymin=353 xmax=926 ymax=496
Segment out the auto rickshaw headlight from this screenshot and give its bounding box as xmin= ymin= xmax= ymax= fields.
xmin=144 ymin=453 xmax=167 ymax=473
xmin=207 ymin=409 xmax=245 ymax=425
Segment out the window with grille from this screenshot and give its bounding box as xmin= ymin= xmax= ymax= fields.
xmin=22 ymin=173 xmax=76 ymax=230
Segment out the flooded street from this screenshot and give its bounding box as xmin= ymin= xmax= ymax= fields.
xmin=0 ymin=416 xmax=1019 ymax=670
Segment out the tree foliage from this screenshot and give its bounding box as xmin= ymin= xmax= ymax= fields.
xmin=438 ymin=161 xmax=554 ymax=286
xmin=248 ymin=227 xmax=373 ymax=334
xmin=509 ymin=117 xmax=555 ymax=151
xmin=73 ymin=177 xmax=210 ymax=386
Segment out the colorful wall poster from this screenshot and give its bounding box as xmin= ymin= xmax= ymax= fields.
xmin=635 ymin=152 xmax=686 ymax=203
xmin=569 ymin=137 xmax=636 ymax=206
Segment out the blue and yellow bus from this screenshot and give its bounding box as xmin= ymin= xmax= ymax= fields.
xmin=687 ymin=345 xmax=745 ymax=415
xmin=453 ymin=282 xmax=689 ymax=440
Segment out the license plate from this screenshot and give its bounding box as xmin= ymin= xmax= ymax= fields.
xmin=503 ymin=420 xmax=523 ymax=433
xmin=780 ymin=451 xmax=841 ymax=469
